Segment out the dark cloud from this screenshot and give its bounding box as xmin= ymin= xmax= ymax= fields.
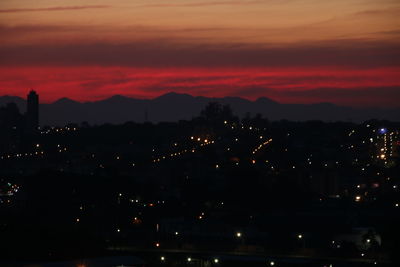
xmin=0 ymin=40 xmax=399 ymax=67
xmin=0 ymin=24 xmax=232 ymax=37
xmin=0 ymin=5 xmax=110 ymax=13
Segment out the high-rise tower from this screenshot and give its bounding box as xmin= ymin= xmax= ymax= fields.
xmin=26 ymin=90 xmax=39 ymax=132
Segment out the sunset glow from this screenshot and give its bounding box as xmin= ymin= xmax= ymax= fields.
xmin=1 ymin=0 xmax=399 ymax=106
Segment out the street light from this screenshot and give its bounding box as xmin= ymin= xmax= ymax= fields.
xmin=297 ymin=234 xmax=303 ymax=239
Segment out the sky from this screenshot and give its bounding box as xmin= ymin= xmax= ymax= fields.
xmin=0 ymin=0 xmax=399 ymax=106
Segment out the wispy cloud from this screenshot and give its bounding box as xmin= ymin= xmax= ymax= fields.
xmin=353 ymin=7 xmax=400 ymax=16
xmin=0 ymin=5 xmax=110 ymax=13
xmin=139 ymin=0 xmax=264 ymax=8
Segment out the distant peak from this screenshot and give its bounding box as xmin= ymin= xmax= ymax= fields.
xmin=101 ymin=95 xmax=134 ymax=103
xmin=155 ymin=92 xmax=194 ymax=100
xmin=255 ymin=97 xmax=278 ymax=104
xmin=108 ymin=94 xmax=129 ymax=100
xmin=0 ymin=95 xmax=25 ymax=101
xmin=54 ymin=97 xmax=78 ymax=104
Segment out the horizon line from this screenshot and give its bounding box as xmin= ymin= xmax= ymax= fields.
xmin=1 ymin=91 xmax=397 ymax=109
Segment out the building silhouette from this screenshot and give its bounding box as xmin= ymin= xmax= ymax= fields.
xmin=26 ymin=90 xmax=39 ymax=133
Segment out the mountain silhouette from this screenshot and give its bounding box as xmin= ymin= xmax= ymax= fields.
xmin=1 ymin=92 xmax=399 ymax=126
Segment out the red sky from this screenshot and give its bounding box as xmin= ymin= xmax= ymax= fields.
xmin=0 ymin=0 xmax=399 ymax=107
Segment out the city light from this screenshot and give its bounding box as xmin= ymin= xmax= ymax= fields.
xmin=1 ymin=90 xmax=398 ymax=265
xmin=297 ymin=234 xmax=303 ymax=239
xmin=379 ymin=128 xmax=387 ymax=134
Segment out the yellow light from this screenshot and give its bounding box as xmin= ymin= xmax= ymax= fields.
xmin=161 ymin=256 xmax=165 ymax=261
xmin=355 ymin=196 xmax=361 ymax=202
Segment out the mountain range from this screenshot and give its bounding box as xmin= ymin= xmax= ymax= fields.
xmin=1 ymin=92 xmax=399 ymax=126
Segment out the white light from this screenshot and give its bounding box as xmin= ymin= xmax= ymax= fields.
xmin=236 ymin=232 xmax=242 ymax=237
xmin=297 ymin=234 xmax=303 ymax=239
xmin=187 ymin=257 xmax=192 ymax=262
xmin=214 ymin=258 xmax=219 ymax=263
xmin=160 ymin=256 xmax=165 ymax=261
xmin=270 ymin=261 xmax=275 ymax=266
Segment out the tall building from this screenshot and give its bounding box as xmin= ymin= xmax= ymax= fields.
xmin=26 ymin=90 xmax=39 ymax=132
xmin=375 ymin=127 xmax=399 ymax=166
